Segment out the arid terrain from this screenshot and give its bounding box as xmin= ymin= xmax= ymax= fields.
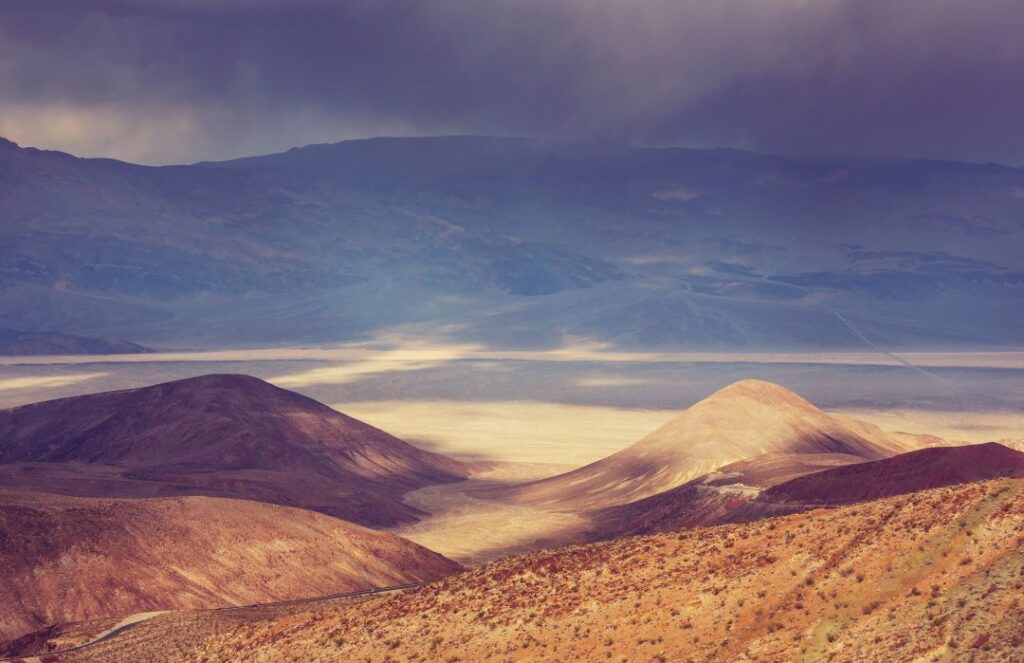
xmin=407 ymin=379 xmax=952 ymax=561
xmin=1 ymin=374 xmax=1022 ymax=662
xmin=0 ymin=374 xmax=477 ymax=649
xmin=489 ymin=380 xmax=929 ymax=511
xmin=588 ymin=442 xmax=1024 ymax=541
xmin=3 ymin=5 xmax=1023 ymax=659
xmin=0 ymin=374 xmax=470 ymax=527
xmin=0 ymin=489 xmax=460 ymax=643
xmin=25 ymin=478 xmax=1022 ymax=662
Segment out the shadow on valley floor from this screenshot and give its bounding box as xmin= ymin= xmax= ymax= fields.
xmin=388 ymin=462 xmax=590 ymax=566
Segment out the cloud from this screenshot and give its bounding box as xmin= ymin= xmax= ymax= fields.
xmin=2 ymin=0 xmax=1024 ymax=164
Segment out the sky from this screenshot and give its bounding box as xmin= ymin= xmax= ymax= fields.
xmin=2 ymin=0 xmax=1023 ymax=165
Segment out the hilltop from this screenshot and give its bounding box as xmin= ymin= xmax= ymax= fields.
xmin=0 ymin=374 xmax=471 ymax=527
xmin=493 ymin=379 xmax=918 ymax=509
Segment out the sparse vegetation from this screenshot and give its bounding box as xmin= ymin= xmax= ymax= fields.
xmin=48 ymin=478 xmax=1024 ymax=663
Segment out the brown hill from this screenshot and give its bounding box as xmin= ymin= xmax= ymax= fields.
xmin=66 ymin=478 xmax=1024 ymax=662
xmin=0 ymin=374 xmax=470 ymax=527
xmin=590 ymin=443 xmax=1024 ymax=540
xmin=761 ymin=442 xmax=1024 ymax=506
xmin=586 ymin=451 xmax=863 ymax=539
xmin=0 ymin=489 xmax=462 ymax=643
xmin=492 ymin=380 xmax=917 ymax=510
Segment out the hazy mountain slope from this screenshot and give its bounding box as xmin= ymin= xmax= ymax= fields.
xmin=0 ymin=327 xmax=149 ymax=355
xmin=106 ymin=478 xmax=1024 ymax=663
xmin=0 ymin=374 xmax=470 ymax=527
xmin=0 ymin=489 xmax=462 ymax=642
xmin=0 ymin=138 xmax=348 ymax=298
xmin=3 ymin=135 xmax=1023 ymax=348
xmin=492 ymin=380 xmax=918 ymax=510
xmin=0 ymin=136 xmax=622 ymax=344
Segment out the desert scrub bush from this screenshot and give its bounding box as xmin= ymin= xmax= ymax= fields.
xmin=862 ymin=600 xmax=883 ymax=615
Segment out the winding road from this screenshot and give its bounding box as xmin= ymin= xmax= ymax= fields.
xmin=0 ymin=582 xmax=423 ymax=662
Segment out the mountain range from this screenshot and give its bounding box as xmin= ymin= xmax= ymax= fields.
xmin=1 ymin=374 xmax=1022 ymax=659
xmin=0 ymin=327 xmax=149 ymax=356
xmin=2 ymin=135 xmax=1023 ymax=349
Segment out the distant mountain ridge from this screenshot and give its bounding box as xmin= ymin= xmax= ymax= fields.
xmin=2 ymin=134 xmax=1022 ymax=348
xmin=0 ymin=327 xmax=149 ymax=355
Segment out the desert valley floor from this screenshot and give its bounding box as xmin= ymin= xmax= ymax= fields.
xmin=1 ymin=343 xmax=1022 ymax=661
xmin=2 ymin=344 xmax=1022 ymax=563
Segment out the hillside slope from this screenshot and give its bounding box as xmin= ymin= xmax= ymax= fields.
xmin=585 ymin=451 xmax=861 ymax=539
xmin=0 ymin=374 xmax=470 ymax=527
xmin=762 ymin=442 xmax=1024 ymax=505
xmin=3 ymin=135 xmax=1023 ymax=349
xmin=590 ymin=443 xmax=1024 ymax=540
xmin=0 ymin=489 xmax=462 ymax=642
xmin=0 ymin=327 xmax=149 ymax=355
xmin=76 ymin=478 xmax=1024 ymax=662
xmin=493 ymin=380 xmax=919 ymax=509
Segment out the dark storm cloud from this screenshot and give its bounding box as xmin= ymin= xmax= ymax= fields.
xmin=2 ymin=0 xmax=1024 ymax=164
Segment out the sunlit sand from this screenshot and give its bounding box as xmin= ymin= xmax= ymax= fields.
xmin=337 ymin=399 xmax=675 ymax=465
xmin=835 ymin=407 xmax=1024 ymax=446
xmin=390 ymin=463 xmax=589 ymax=566
xmin=1 ymin=337 xmax=1022 ymax=371
xmin=0 ymin=372 xmax=108 ymax=392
